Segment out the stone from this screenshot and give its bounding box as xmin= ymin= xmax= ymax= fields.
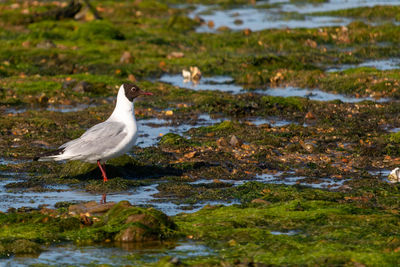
xmin=72 ymin=81 xmax=93 ymax=93
xmin=120 ymin=51 xmax=133 ymax=64
xmin=251 ymin=199 xmax=270 ymax=205
xmin=69 ymin=201 xmax=116 ymax=215
xmin=9 ymin=239 xmax=42 ymax=255
xmin=167 ymin=52 xmax=184 ymax=59
xmin=229 ymin=135 xmax=243 ymax=147
xmin=36 ymin=40 xmax=56 ymax=49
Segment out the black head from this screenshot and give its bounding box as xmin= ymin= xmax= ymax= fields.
xmin=123 ymin=83 xmax=152 ymax=102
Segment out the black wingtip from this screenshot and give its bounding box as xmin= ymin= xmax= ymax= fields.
xmin=33 ymin=148 xmax=64 ymax=161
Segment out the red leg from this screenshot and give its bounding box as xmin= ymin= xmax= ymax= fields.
xmin=97 ymin=160 xmax=108 ymax=182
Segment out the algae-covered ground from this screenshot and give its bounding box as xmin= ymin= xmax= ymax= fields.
xmin=1 ymin=0 xmax=400 ymax=266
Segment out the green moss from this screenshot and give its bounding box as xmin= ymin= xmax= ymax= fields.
xmin=197 ymin=121 xmax=236 ymax=135
xmin=69 ymin=201 xmax=177 ymax=242
xmin=175 ymin=183 xmax=400 ymax=265
xmin=0 ymin=201 xmax=177 ymax=257
xmin=74 ymin=20 xmax=125 ymax=41
xmin=159 ymin=133 xmax=199 ymax=148
xmin=8 ymin=239 xmax=42 ymax=255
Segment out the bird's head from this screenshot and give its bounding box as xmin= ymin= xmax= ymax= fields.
xmin=123 ymin=83 xmax=153 ymax=102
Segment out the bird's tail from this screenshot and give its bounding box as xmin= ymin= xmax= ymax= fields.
xmin=33 ymin=148 xmax=65 ymax=161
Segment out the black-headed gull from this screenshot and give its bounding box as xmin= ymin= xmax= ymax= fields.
xmin=35 ymin=83 xmax=153 ymax=182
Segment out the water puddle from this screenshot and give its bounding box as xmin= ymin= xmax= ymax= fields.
xmin=254 ymin=86 xmax=389 ymax=103
xmin=256 ymin=173 xmax=346 ymax=190
xmin=270 ymin=230 xmax=299 ymax=236
xmin=137 ymin=114 xmax=297 ymax=147
xmin=280 ymin=0 xmax=400 ymax=13
xmin=244 ymin=117 xmax=295 ymax=127
xmin=137 ymin=114 xmax=224 ymax=147
xmin=159 ymin=74 xmax=242 ymax=93
xmin=192 ymin=5 xmax=352 ymax=32
xmin=327 ymin=58 xmax=400 ymax=72
xmin=188 ymin=0 xmax=400 ymax=33
xmin=46 ymin=103 xmax=97 ymax=113
xmin=368 ymin=169 xmax=392 ymax=183
xmin=0 ymin=180 xmax=238 ymax=216
xmin=4 ymin=240 xmax=213 ymax=266
xmin=0 ymin=158 xmax=26 ymax=165
xmin=389 ymin=127 xmax=400 ymax=133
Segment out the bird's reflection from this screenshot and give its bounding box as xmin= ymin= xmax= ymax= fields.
xmin=100 ymin=193 xmax=107 ymax=204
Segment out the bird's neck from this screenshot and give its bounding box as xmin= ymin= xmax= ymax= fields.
xmin=108 ymin=87 xmax=136 ymax=124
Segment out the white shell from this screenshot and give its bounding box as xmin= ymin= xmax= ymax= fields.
xmin=388 ymin=167 xmax=400 ymax=183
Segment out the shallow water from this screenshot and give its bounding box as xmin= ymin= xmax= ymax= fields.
xmin=256 ymin=173 xmax=346 ymax=190
xmin=255 ymin=86 xmax=390 ymax=103
xmin=190 ymin=0 xmax=400 ymax=33
xmin=137 ymin=114 xmax=224 ymax=147
xmin=3 ymin=240 xmax=213 ymax=267
xmin=270 ymin=230 xmax=299 ymax=236
xmin=192 ymin=5 xmax=352 ymax=32
xmin=0 ymin=179 xmax=238 ymax=216
xmin=280 ymin=0 xmax=400 ymax=13
xmin=327 ymin=58 xmax=400 ymax=72
xmin=159 ymin=74 xmax=242 ymax=93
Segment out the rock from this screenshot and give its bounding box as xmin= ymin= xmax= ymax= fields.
xmin=217 ymin=26 xmax=230 ymax=32
xmin=167 ymin=52 xmax=184 ymax=59
xmin=305 ymin=111 xmax=316 ymax=120
xmin=109 ymin=202 xmax=176 ymax=242
xmin=9 ymin=239 xmax=42 ymax=255
xmin=115 ymin=226 xmax=149 ymax=242
xmin=243 ymin=28 xmax=252 ymax=36
xmin=72 ymin=81 xmax=93 ymax=93
xmin=190 ymin=66 xmax=201 ymax=81
xmin=38 ymin=93 xmax=48 ymax=105
xmin=251 ymin=199 xmax=270 ymax=205
xmin=388 ymin=167 xmax=400 ymax=183
xmin=234 ymin=19 xmax=243 ymax=25
xmin=62 ymin=79 xmax=77 ymax=89
xmin=299 ymin=140 xmax=316 ymax=153
xmin=229 ymin=135 xmax=243 ymax=147
xmin=207 ymin=20 xmax=214 ymax=28
xmin=216 ymin=137 xmax=228 ymax=148
xmin=36 ymin=40 xmax=56 ymax=49
xmin=69 ymin=201 xmax=116 ymax=215
xmin=120 ymin=51 xmax=133 ymax=64
xmin=128 ymin=74 xmax=136 ymax=82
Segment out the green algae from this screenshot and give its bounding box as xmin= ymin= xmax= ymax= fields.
xmin=159 ymin=133 xmax=199 ymax=148
xmin=0 ymin=201 xmax=177 ymax=258
xmin=175 ymin=182 xmax=400 ymax=266
xmin=2 ymin=0 xmax=400 ymax=264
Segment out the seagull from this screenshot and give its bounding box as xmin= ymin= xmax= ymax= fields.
xmin=34 ymin=83 xmax=153 ymax=183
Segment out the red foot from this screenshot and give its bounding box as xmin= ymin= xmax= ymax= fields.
xmin=97 ymin=160 xmax=108 ymax=182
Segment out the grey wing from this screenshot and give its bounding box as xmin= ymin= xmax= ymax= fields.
xmin=60 ymin=121 xmax=127 ymax=157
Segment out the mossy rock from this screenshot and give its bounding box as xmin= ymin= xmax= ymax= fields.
xmin=74 ymin=20 xmax=125 ymax=41
xmin=159 ymin=133 xmax=197 ymax=148
xmin=75 ymin=201 xmax=177 ymax=243
xmin=8 ymin=239 xmax=42 ymax=255
xmin=197 ymin=120 xmax=236 ymax=135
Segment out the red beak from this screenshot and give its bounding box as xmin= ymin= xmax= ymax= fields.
xmin=141 ymin=91 xmax=153 ymax=96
